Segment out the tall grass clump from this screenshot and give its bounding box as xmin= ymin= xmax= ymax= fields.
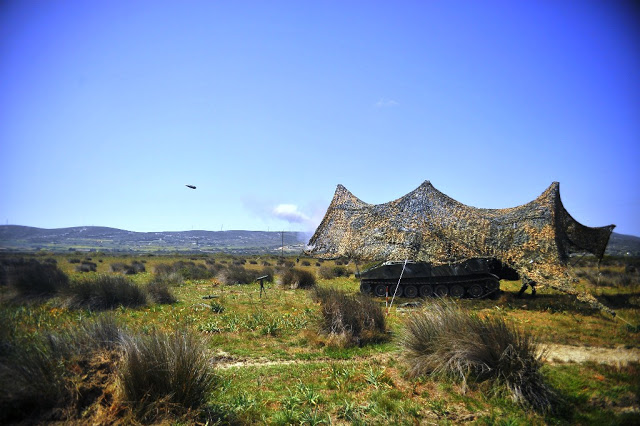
xmin=66 ymin=275 xmax=147 ymax=310
xmin=154 ymin=261 xmax=213 ymax=280
xmin=6 ymin=260 xmax=69 ymax=298
xmin=76 ymin=261 xmax=97 ymax=273
xmin=173 ymin=261 xmax=212 ymax=280
xmin=111 ymin=261 xmax=146 ymax=275
xmin=314 ymin=287 xmax=387 ymax=346
xmin=153 ymin=270 xmax=185 ymax=287
xmin=145 ymin=280 xmax=177 ymax=304
xmin=117 ymin=329 xmax=218 ymax=421
xmin=280 ymin=268 xmax=316 ymax=289
xmin=401 ymin=299 xmax=554 ymax=412
xmin=0 ymin=315 xmax=125 ymax=423
xmin=0 ymin=333 xmax=70 ymax=417
xmin=318 ymin=265 xmax=350 ymax=279
xmin=216 ymin=265 xmax=255 ymax=284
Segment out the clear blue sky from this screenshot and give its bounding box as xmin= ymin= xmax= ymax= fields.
xmin=1 ymin=1 xmax=638 ymax=236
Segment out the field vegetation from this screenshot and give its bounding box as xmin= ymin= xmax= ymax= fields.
xmin=0 ymin=252 xmax=638 ymax=424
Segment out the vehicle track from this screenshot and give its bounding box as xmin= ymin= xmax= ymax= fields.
xmin=214 ymin=345 xmax=640 ymax=369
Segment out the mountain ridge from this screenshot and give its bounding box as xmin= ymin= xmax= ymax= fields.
xmin=0 ymin=225 xmax=638 ymax=256
xmin=0 ymin=225 xmax=308 ymax=254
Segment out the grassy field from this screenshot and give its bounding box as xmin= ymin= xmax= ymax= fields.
xmin=1 ymin=252 xmax=638 ymax=424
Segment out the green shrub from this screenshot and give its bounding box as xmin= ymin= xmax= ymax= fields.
xmin=314 ymin=287 xmax=386 ymax=346
xmin=217 ymin=265 xmax=255 ymax=285
xmin=110 ymin=262 xmax=128 ymax=273
xmin=210 ymin=301 xmax=225 ymax=313
xmin=177 ymin=262 xmax=212 ymax=279
xmin=155 ymin=261 xmax=211 ymax=280
xmin=318 ymin=265 xmax=349 ymax=279
xmin=401 ymin=299 xmax=554 ymax=412
xmin=146 ymin=281 xmax=177 ymax=304
xmin=66 ymin=275 xmax=147 ymax=310
xmin=117 ymin=329 xmax=218 ymax=421
xmin=125 ymin=261 xmax=146 ymax=275
xmin=0 ymin=333 xmax=69 ymax=417
xmin=76 ymin=261 xmax=97 ymax=273
xmin=280 ymin=268 xmax=316 ymax=289
xmin=260 ymin=266 xmax=275 ymax=283
xmin=7 ymin=260 xmax=69 ymax=297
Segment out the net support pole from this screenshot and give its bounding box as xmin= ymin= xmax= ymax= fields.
xmin=387 ymin=258 xmax=408 ymax=315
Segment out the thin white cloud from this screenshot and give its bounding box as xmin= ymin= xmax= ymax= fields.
xmin=374 ymin=98 xmax=399 ymax=108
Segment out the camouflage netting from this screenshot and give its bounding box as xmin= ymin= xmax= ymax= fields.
xmin=305 ymin=181 xmax=616 ymax=314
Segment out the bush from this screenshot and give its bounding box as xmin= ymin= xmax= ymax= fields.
xmin=110 ymin=262 xmax=128 ymax=273
xmin=146 ymin=281 xmax=177 ymax=304
xmin=66 ymin=275 xmax=147 ymax=310
xmin=314 ymin=287 xmax=386 ymax=347
xmin=401 ymin=300 xmax=554 ymax=412
xmin=0 ymin=315 xmax=124 ymax=422
xmin=118 ymin=329 xmax=218 ymax=421
xmin=7 ymin=260 xmax=69 ymax=298
xmin=260 ymin=266 xmax=275 ymax=283
xmin=153 ymin=271 xmax=184 ymax=287
xmin=155 ymin=261 xmax=211 ymax=280
xmin=318 ymin=265 xmax=349 ymax=279
xmin=280 ymin=268 xmax=316 ymax=289
xmin=125 ymin=261 xmax=146 ymax=275
xmin=153 ymin=263 xmax=173 ymax=275
xmin=76 ymin=261 xmax=97 ymax=273
xmin=217 ymin=265 xmax=255 ymax=285
xmin=0 ymin=333 xmax=69 ymax=416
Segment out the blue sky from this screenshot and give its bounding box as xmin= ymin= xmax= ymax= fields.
xmin=1 ymin=1 xmax=638 ymax=236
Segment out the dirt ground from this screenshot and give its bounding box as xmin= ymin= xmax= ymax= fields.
xmin=542 ymin=344 xmax=640 ymax=366
xmin=215 ymin=344 xmax=640 ymax=370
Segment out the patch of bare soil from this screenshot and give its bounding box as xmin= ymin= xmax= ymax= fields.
xmin=542 ymin=344 xmax=640 ymax=366
xmin=213 ymin=351 xmax=392 ymax=369
xmin=214 ymin=344 xmax=640 ymax=370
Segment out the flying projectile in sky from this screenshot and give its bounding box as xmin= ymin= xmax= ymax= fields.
xmin=185 ymin=185 xmax=196 ymax=189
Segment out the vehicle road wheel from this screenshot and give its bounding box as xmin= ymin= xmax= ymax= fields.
xmin=374 ymin=284 xmax=387 ymax=297
xmin=391 ymin=285 xmax=403 ymax=297
xmin=434 ymin=285 xmax=449 ymax=297
xmin=468 ymin=283 xmax=484 ymax=298
xmin=360 ymin=281 xmax=372 ymax=294
xmin=404 ymin=285 xmax=418 ymax=298
xmin=419 ymin=284 xmax=433 ymax=297
xmin=450 ymin=284 xmax=465 ymax=298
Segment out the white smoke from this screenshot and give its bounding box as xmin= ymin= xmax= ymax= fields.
xmin=243 ymin=197 xmax=327 ymax=234
xmin=272 ymin=204 xmax=310 ymax=224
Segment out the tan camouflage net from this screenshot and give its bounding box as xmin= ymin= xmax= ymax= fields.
xmin=305 ymin=181 xmax=616 ymax=314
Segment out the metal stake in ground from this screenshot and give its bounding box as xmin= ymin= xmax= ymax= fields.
xmin=256 ymin=275 xmax=269 ymax=298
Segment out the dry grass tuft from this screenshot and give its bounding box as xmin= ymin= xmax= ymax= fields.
xmin=314 ymin=287 xmax=387 ymax=347
xmin=117 ymin=329 xmax=218 ymax=421
xmin=401 ymin=299 xmax=554 ymax=412
xmin=280 ymin=268 xmax=316 ymax=289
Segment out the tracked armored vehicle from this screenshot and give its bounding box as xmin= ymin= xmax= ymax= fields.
xmin=358 ymin=258 xmax=519 ymax=299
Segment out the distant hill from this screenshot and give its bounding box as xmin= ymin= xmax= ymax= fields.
xmin=0 ymin=225 xmax=638 ymax=256
xmin=0 ymin=225 xmax=308 ymax=254
xmin=605 ymin=232 xmax=640 ymax=256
